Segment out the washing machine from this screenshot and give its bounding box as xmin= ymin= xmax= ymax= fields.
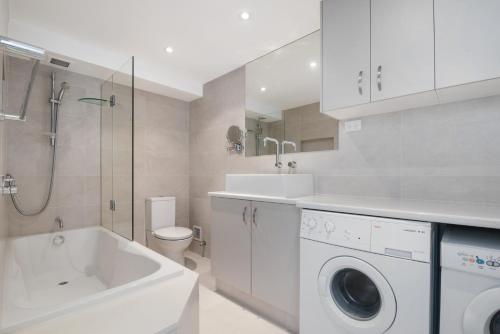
xmin=300 ymin=210 xmax=432 ymax=334
xmin=440 ymin=227 xmax=500 ymax=334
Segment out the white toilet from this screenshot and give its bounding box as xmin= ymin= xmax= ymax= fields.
xmin=146 ymin=197 xmax=193 ymax=265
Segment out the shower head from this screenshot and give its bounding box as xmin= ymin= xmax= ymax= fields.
xmin=57 ymin=82 xmax=69 ymax=102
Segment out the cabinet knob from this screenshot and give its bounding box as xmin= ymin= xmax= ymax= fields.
xmin=377 ymin=65 xmax=382 ymax=91
xmin=243 ymin=206 xmax=247 ymax=224
xmin=358 ymin=70 xmax=363 ymax=95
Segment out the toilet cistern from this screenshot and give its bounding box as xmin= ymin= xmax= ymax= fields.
xmin=263 ymin=137 xmax=282 ymax=168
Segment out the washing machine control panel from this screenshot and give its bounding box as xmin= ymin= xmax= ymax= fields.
xmin=301 ymin=210 xmax=432 ymax=262
xmin=442 ymin=244 xmax=500 ymax=278
xmin=441 ymin=228 xmax=500 ymax=278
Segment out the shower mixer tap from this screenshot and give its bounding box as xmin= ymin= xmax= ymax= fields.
xmin=55 ymin=216 xmax=64 ymax=230
xmin=0 ymin=175 xmax=17 ymax=195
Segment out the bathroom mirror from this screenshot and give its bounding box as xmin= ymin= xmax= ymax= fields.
xmin=245 ymin=31 xmax=339 ymax=157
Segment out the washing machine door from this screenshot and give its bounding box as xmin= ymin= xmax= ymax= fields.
xmin=318 ymin=256 xmax=397 ymax=334
xmin=463 ymin=287 xmax=500 ymax=334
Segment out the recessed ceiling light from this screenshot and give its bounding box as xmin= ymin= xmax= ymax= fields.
xmin=260 ymin=86 xmax=267 ymax=92
xmin=165 ymin=46 xmax=174 ymax=54
xmin=309 ymin=61 xmax=318 ymax=68
xmin=240 ymin=11 xmax=251 ymax=20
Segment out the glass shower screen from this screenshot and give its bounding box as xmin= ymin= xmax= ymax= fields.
xmin=101 ymin=57 xmax=134 ymax=240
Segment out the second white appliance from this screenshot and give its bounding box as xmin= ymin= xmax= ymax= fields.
xmin=440 ymin=227 xmax=500 ymax=334
xmin=300 ymin=210 xmax=432 ymax=334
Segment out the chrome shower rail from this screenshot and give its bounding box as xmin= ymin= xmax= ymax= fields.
xmin=1 ymin=36 xmax=46 ymax=121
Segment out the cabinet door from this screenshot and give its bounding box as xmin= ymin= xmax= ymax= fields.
xmin=371 ymin=0 xmax=435 ymax=101
xmin=211 ymin=198 xmax=252 ymax=294
xmin=435 ymin=0 xmax=500 ymax=89
xmin=251 ymin=202 xmax=300 ymax=316
xmin=322 ymin=0 xmax=371 ymax=111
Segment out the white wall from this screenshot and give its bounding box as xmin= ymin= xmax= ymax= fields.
xmin=0 ymin=0 xmax=8 ymax=35
xmin=189 ymin=67 xmax=500 ymax=257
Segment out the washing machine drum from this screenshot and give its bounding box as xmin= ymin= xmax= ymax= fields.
xmin=463 ymin=287 xmax=500 ymax=334
xmin=318 ymin=256 xmax=397 ymax=334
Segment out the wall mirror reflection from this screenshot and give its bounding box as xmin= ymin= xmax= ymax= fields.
xmin=245 ymin=31 xmax=339 ymax=157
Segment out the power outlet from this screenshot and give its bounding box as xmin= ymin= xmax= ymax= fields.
xmin=193 ymin=225 xmax=203 ymax=242
xmin=345 ymin=120 xmax=362 ymax=132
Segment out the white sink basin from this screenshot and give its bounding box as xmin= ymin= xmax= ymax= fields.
xmin=225 ymin=174 xmax=314 ymax=198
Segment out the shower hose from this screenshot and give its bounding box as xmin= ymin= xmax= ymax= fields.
xmin=9 ymin=143 xmax=58 ymax=216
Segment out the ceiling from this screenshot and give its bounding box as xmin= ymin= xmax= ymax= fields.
xmin=246 ymin=31 xmax=320 ymax=121
xmin=7 ymin=0 xmax=321 ymax=101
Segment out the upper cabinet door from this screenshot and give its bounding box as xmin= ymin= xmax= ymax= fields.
xmin=435 ymin=0 xmax=500 ymax=89
xmin=322 ymin=0 xmax=371 ymax=112
xmin=371 ymin=0 xmax=435 ymax=101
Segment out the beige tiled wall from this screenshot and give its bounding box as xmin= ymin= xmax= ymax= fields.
xmin=133 ymin=89 xmax=190 ymax=245
xmin=283 ymin=102 xmax=339 ymax=152
xmin=6 ymin=64 xmax=101 ymax=236
xmin=189 ymin=66 xmax=500 ymax=258
xmin=189 ymin=68 xmax=260 ymax=257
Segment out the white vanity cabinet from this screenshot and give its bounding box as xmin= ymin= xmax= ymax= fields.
xmin=251 ymin=201 xmax=300 ymax=317
xmin=435 ymin=0 xmax=500 ymax=89
xmin=211 ymin=197 xmax=300 ymax=318
xmin=211 ymin=198 xmax=252 ymax=294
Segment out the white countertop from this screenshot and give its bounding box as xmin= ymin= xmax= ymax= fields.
xmin=296 ymin=194 xmax=500 ymax=229
xmin=208 ymin=191 xmax=300 ymax=205
xmin=13 ymin=269 xmax=199 ymax=334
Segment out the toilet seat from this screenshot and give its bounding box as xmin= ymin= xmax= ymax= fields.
xmin=153 ymin=227 xmax=192 ymax=241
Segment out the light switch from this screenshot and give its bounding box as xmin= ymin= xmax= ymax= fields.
xmin=345 ymin=119 xmax=362 ymax=132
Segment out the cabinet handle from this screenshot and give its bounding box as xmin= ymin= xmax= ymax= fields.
xmin=358 ymin=71 xmax=363 ymax=95
xmin=243 ymin=206 xmax=247 ymax=224
xmin=377 ymin=65 xmax=382 ymax=91
xmin=252 ymin=208 xmax=257 ymax=225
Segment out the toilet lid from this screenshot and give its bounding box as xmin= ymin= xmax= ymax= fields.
xmin=153 ymin=227 xmax=193 ymax=241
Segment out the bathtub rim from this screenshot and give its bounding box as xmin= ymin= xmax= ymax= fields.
xmin=1 ymin=225 xmax=186 ymax=333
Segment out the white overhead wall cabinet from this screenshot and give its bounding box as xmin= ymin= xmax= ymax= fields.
xmin=322 ymin=0 xmax=500 ymax=119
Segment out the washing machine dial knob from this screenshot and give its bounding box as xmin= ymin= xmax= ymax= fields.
xmin=324 ymin=221 xmax=336 ymax=233
xmin=307 ymin=217 xmax=318 ymax=230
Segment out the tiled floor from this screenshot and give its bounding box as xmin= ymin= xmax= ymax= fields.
xmin=185 ymin=251 xmax=290 ymax=334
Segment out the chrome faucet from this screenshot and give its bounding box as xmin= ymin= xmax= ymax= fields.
xmin=263 ymin=137 xmax=282 ymax=168
xmin=281 ymin=140 xmax=297 ymax=154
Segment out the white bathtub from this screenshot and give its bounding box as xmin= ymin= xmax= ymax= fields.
xmin=1 ymin=226 xmax=184 ymax=332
